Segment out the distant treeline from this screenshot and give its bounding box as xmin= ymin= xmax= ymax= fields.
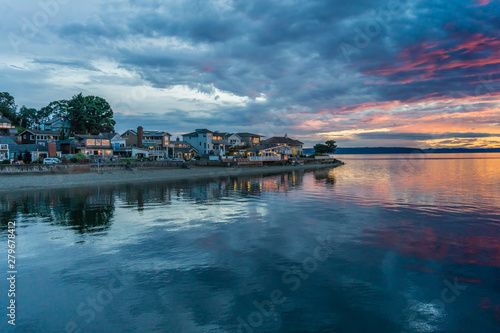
xmin=331 ymin=147 xmax=500 ymax=154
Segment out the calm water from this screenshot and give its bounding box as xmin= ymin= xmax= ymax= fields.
xmin=1 ymin=153 xmax=500 ymax=332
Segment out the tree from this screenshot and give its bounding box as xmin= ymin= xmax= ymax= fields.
xmin=0 ymin=92 xmax=18 ymax=124
xmin=314 ymin=140 xmax=337 ymax=155
xmin=22 ymin=150 xmax=32 ymax=164
xmin=67 ymin=93 xmax=115 ymax=135
xmin=325 ymin=140 xmax=337 ymax=152
xmin=38 ymin=100 xmax=69 ymax=124
xmin=18 ymin=106 xmax=38 ymax=128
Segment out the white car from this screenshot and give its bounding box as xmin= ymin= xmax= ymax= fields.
xmin=43 ymin=158 xmax=61 ymax=165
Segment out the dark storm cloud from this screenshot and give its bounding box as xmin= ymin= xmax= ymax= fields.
xmin=2 ymin=0 xmax=499 ymax=146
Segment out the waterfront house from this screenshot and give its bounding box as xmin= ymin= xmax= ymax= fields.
xmin=170 ymin=138 xmax=198 ymax=160
xmin=39 ymin=117 xmax=70 ymax=136
xmin=60 ymin=134 xmax=113 ymax=160
xmin=236 ymin=132 xmax=263 ymax=147
xmin=122 ymin=127 xmax=172 ymax=159
xmin=260 ymin=134 xmax=304 ymax=156
xmin=239 ymin=145 xmax=288 ymax=161
xmin=19 ymin=129 xmax=60 ymax=145
xmin=99 ymin=133 xmax=127 ymax=149
xmin=212 ymin=132 xmax=243 ymax=148
xmin=182 ymin=129 xmax=219 ymax=155
xmin=0 ymin=116 xmax=16 ymax=136
xmin=0 ymin=137 xmax=10 ymax=160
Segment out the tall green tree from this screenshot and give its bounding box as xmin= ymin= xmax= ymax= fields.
xmin=67 ymin=93 xmax=115 ymax=135
xmin=18 ymin=106 xmax=38 ymax=128
xmin=0 ymin=92 xmax=18 ymax=124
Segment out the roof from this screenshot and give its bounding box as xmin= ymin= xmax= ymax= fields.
xmin=236 ymin=132 xmax=263 ymax=138
xmin=0 ymin=116 xmax=13 ymax=124
xmin=20 ymin=129 xmax=60 ymax=136
xmin=173 ymin=147 xmax=198 ymax=153
xmin=240 ymin=145 xmax=280 ymax=153
xmin=42 ymin=117 xmax=68 ymax=125
xmin=99 ymin=133 xmax=119 ymax=139
xmin=172 ymin=140 xmax=192 ymax=145
xmin=0 ymin=137 xmax=17 ymax=145
xmin=122 ymin=129 xmax=171 ymax=136
xmin=261 ymin=136 xmax=303 ymax=146
xmin=9 ymin=144 xmax=49 ymax=152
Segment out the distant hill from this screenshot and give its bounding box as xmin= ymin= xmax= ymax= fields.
xmin=303 ymin=147 xmax=500 ymax=154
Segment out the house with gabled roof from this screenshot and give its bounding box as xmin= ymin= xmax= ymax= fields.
xmin=0 ymin=116 xmax=17 ymax=136
xmin=39 ymin=117 xmax=70 ymax=135
xmin=236 ymin=132 xmax=264 ymax=147
xmin=260 ymin=134 xmax=304 ymax=156
xmin=19 ymin=129 xmax=60 ymax=145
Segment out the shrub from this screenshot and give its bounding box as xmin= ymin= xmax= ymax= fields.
xmin=2 ymin=160 xmax=10 ymax=164
xmin=70 ymin=152 xmax=87 ymax=163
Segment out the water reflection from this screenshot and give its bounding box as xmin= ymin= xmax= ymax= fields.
xmin=0 ymin=170 xmax=313 ymax=234
xmin=1 ymin=159 xmax=499 ymax=333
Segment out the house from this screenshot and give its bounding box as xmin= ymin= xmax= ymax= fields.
xmin=0 ymin=116 xmax=17 ymax=136
xmin=236 ymin=132 xmax=263 ymax=147
xmin=260 ymin=134 xmax=304 ymax=156
xmin=60 ymin=134 xmax=113 ymax=160
xmin=19 ymin=129 xmax=60 ymax=145
xmin=212 ymin=132 xmax=243 ymax=148
xmin=238 ymin=145 xmax=288 ymax=161
xmin=39 ymin=117 xmax=70 ymax=135
xmin=122 ymin=127 xmax=171 ymax=148
xmin=0 ymin=137 xmax=10 ymax=160
xmin=3 ymin=137 xmax=61 ymax=161
xmin=99 ymin=133 xmax=127 ymax=150
xmin=182 ymin=129 xmax=220 ymax=155
xmin=169 ymin=138 xmax=198 ymax=160
xmin=122 ymin=127 xmax=172 ymax=159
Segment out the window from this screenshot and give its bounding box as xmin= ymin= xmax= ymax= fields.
xmin=96 ymin=139 xmax=101 ymax=146
xmin=204 ymin=143 xmax=206 ymax=148
xmin=87 ymin=139 xmax=95 ymax=146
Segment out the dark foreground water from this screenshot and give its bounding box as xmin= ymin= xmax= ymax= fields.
xmin=1 ymin=153 xmax=500 ymax=332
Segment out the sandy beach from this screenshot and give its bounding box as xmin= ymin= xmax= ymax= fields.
xmin=0 ymin=162 xmax=343 ymax=193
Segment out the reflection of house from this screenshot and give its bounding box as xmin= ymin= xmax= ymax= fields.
xmin=236 ymin=132 xmax=263 ymax=147
xmin=39 ymin=117 xmax=70 ymax=135
xmin=60 ymin=134 xmax=113 ymax=159
xmin=19 ymin=129 xmax=60 ymax=145
xmin=0 ymin=116 xmax=16 ymax=136
xmin=260 ymin=134 xmax=304 ymax=156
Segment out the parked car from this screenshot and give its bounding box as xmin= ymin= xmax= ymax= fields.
xmin=43 ymin=157 xmax=61 ymax=165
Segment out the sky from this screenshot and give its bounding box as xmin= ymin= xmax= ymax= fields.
xmin=1 ymin=0 xmax=499 ymax=148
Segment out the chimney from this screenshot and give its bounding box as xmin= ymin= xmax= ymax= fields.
xmin=48 ymin=142 xmax=57 ymax=157
xmin=137 ymin=126 xmax=143 ymax=147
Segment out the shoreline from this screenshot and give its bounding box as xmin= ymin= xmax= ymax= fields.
xmin=0 ymin=162 xmax=343 ymax=194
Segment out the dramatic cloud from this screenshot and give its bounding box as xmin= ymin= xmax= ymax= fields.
xmin=1 ymin=0 xmax=499 ymax=147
